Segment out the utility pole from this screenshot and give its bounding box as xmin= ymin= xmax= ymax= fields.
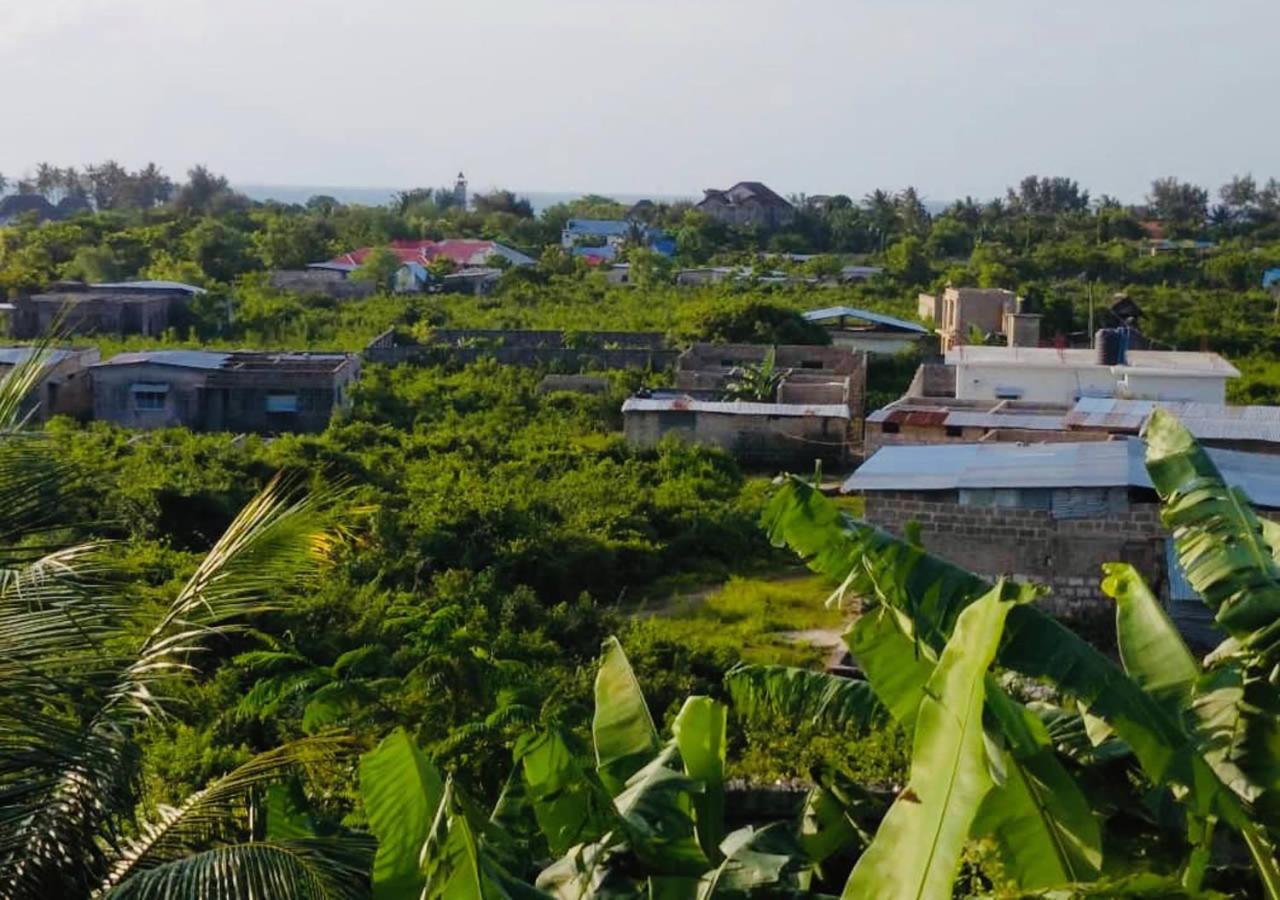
xmin=1087 ymin=280 xmax=1095 ymax=347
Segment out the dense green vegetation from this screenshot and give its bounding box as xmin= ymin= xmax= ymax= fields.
xmin=4 ymin=164 xmax=1280 ymax=896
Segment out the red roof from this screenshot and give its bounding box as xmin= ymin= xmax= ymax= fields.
xmin=330 ymin=239 xmax=503 ymax=268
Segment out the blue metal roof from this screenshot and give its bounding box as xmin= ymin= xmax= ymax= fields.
xmin=843 ymin=438 xmax=1280 ymax=508
xmin=565 ymin=219 xmax=632 ymax=237
xmin=803 ymin=306 xmax=929 ymax=334
xmin=95 ymin=350 xmax=231 ymax=370
xmin=1263 ymin=268 xmax=1280 ymax=289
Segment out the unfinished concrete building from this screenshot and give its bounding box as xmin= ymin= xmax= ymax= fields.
xmin=0 ymin=346 xmax=99 ymax=420
xmin=91 ymin=350 xmax=359 ymax=434
xmin=9 ymin=281 xmax=204 ymax=339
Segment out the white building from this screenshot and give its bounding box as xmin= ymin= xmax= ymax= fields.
xmin=946 ymin=346 xmax=1239 ymax=405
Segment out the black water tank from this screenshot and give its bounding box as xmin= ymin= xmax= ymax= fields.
xmin=1096 ymin=328 xmax=1121 ymax=365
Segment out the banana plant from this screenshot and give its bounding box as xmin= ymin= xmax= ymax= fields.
xmin=760 ymin=410 xmax=1280 ymax=898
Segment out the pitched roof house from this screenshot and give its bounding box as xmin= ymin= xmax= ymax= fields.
xmin=326 ymin=239 xmax=535 ymax=270
xmin=695 ymin=182 xmax=795 ymax=229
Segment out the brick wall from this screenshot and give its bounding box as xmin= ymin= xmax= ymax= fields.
xmin=863 ymin=489 xmax=1167 ymax=622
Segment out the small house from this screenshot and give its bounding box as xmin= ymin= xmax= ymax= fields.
xmin=946 ymin=344 xmax=1239 ymax=405
xmin=623 ymin=392 xmax=850 ymax=466
xmin=11 ymin=281 xmax=204 ymax=339
xmin=0 ymin=345 xmax=99 ymax=420
xmin=91 ymin=350 xmax=359 ymax=434
xmin=802 ymin=306 xmax=929 ymax=355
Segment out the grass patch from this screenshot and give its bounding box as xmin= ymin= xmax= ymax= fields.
xmin=633 ymin=573 xmax=844 ymax=669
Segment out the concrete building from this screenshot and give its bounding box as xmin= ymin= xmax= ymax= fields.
xmin=0 ymin=346 xmax=99 ymax=420
xmin=10 ymin=281 xmax=204 ymax=339
xmin=918 ymin=287 xmax=1020 ymax=350
xmin=696 ymin=182 xmax=795 ymax=229
xmin=91 ymin=350 xmax=359 ymax=434
xmin=844 ymin=439 xmax=1280 ymax=642
xmin=623 ymin=393 xmax=850 ymax=466
xmin=674 ymin=344 xmax=866 ymax=419
xmin=802 ymin=306 xmax=930 ymax=356
xmin=560 ymin=220 xmax=673 ymax=260
xmin=946 ymin=345 xmax=1239 ymax=404
xmin=269 ymin=268 xmax=376 ymax=299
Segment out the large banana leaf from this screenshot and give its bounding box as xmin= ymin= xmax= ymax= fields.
xmin=359 ymin=727 xmax=445 ymax=900
xmin=722 ymin=665 xmax=887 ymax=733
xmin=1144 ymin=408 xmax=1280 ymax=656
xmin=766 ymin=477 xmax=1198 ymax=800
xmin=850 ymin=592 xmax=1102 ymax=889
xmin=592 ymin=638 xmax=660 ymax=797
xmin=695 ymin=824 xmax=810 ymax=898
xmin=845 ymin=605 xmax=937 ymax=731
xmin=421 ymin=779 xmax=549 ymax=900
xmin=973 ymin=687 xmax=1102 ymax=889
xmin=671 ymin=697 xmax=727 ymax=861
xmin=843 ymin=584 xmax=1014 ymax=900
xmin=611 ymin=745 xmax=708 ymax=876
xmin=515 ymin=728 xmax=613 ymax=857
xmin=1102 ymin=564 xmax=1280 ymax=896
xmin=1103 ymin=563 xmax=1198 ymax=712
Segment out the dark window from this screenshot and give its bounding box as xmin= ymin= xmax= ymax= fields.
xmin=801 ymin=360 xmax=823 ymax=369
xmin=881 ymin=421 xmax=900 ymax=434
xmin=656 ymin=410 xmax=695 ymax=429
xmin=945 ymin=425 xmax=963 ymax=437
xmin=133 ymin=391 xmax=166 ymax=411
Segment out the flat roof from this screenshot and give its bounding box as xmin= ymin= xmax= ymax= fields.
xmin=623 ymin=395 xmax=849 ymax=419
xmin=945 ymin=346 xmax=1239 ymax=377
xmin=842 ymin=438 xmax=1280 ymax=507
xmin=804 ymin=306 xmax=928 ymax=334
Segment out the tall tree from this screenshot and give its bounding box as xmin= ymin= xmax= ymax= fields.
xmin=1146 ymin=177 xmax=1209 ymax=234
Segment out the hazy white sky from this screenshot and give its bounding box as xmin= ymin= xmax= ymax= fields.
xmin=2 ymin=0 xmax=1275 ymax=202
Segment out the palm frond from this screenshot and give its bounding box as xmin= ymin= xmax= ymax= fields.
xmin=98 ymin=735 xmax=353 ymax=895
xmin=723 ymin=664 xmax=888 ymax=732
xmin=100 ymin=839 xmax=369 ymax=900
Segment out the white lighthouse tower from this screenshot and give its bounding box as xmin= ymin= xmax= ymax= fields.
xmin=453 ymin=172 xmax=468 ymax=210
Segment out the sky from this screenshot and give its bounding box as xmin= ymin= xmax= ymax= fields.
xmin=2 ymin=0 xmax=1276 ymax=204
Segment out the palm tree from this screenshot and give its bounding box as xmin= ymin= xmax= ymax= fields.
xmin=0 ymin=348 xmax=367 ymax=899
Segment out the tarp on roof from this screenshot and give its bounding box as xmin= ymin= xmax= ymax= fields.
xmin=842 ymin=438 xmax=1280 ymax=508
xmin=804 ymin=306 xmax=928 ymax=334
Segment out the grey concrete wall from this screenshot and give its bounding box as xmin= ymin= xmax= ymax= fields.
xmin=625 ymin=409 xmax=848 ymax=467
xmin=92 ymin=364 xmax=208 ymax=429
xmin=863 ymin=489 xmax=1167 ymax=622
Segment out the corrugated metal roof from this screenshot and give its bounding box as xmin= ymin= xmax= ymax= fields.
xmin=804 ymin=306 xmax=929 ymax=334
xmin=95 ymin=350 xmax=231 ymax=370
xmin=942 ymin=410 xmax=1067 ymax=431
xmin=843 ymin=439 xmax=1280 ymax=507
xmin=92 ymin=280 xmax=207 ymax=295
xmin=623 ymin=396 xmax=849 ymax=419
xmin=565 ymin=219 xmax=632 ymax=237
xmin=0 ymin=347 xmax=75 ymax=366
xmin=1067 ymin=397 xmax=1280 ymax=443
